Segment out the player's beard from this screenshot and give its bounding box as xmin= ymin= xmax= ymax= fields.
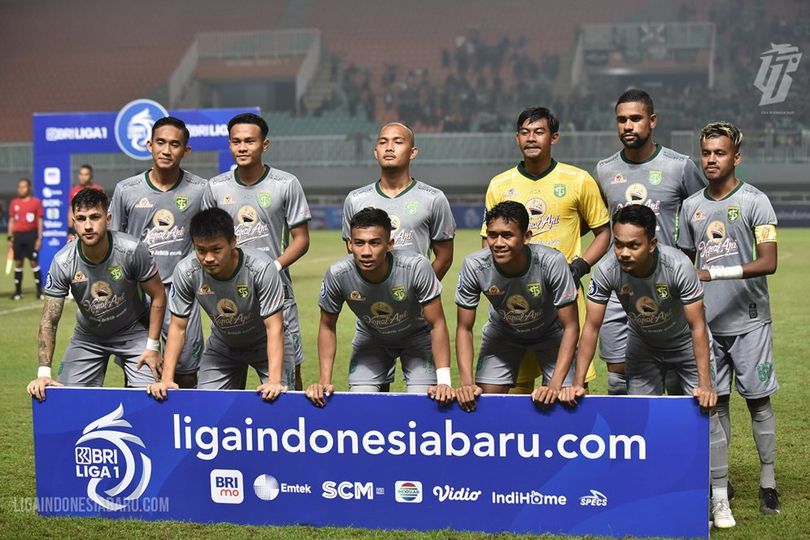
xmin=621 ymin=132 xmax=649 ymax=149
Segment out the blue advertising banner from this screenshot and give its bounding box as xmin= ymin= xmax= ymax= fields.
xmin=32 ymin=101 xmax=260 ymax=273
xmin=32 ymin=389 xmax=709 ymax=538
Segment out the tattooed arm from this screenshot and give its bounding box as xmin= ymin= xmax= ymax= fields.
xmin=27 ymin=296 xmax=65 ymax=400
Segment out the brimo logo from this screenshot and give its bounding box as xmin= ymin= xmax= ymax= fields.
xmin=74 ymin=404 xmax=152 ymax=511
xmin=754 ymin=43 xmax=802 ymax=106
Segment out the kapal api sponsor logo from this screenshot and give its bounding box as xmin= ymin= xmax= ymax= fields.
xmin=74 ymin=403 xmax=152 ymax=511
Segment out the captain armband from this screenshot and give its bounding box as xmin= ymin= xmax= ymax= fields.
xmin=754 ymin=224 xmax=777 ymax=244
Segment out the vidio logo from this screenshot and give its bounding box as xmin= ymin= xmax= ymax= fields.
xmin=74 ymin=404 xmax=152 ymax=510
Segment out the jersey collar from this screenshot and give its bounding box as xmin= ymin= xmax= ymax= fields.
xmin=145 ymin=169 xmax=185 ymax=193
xmin=494 ymin=246 xmax=532 ymax=278
xmin=517 ymin=159 xmax=557 ymax=181
xmin=703 ymin=180 xmax=744 ymax=201
xmin=77 ymin=231 xmax=113 ymax=266
xmin=355 ymin=252 xmax=394 ymax=284
xmin=620 ymin=143 xmax=661 ymax=165
xmin=631 ymin=248 xmax=659 ymax=279
xmin=235 ymin=165 xmax=270 ymax=187
xmin=374 ymin=178 xmax=416 ymax=199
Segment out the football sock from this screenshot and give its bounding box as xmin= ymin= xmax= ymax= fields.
xmin=748 ymin=397 xmax=776 ymax=489
xmin=32 ymin=266 xmax=41 ymax=292
xmin=14 ymin=268 xmax=22 ymax=295
xmin=710 ymin=413 xmax=729 ymax=492
xmin=717 ymin=395 xmax=731 ymax=446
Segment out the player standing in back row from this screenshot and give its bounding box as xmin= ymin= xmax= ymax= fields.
xmin=678 ymin=121 xmax=781 ymax=515
xmin=110 ymin=116 xmax=207 ymax=388
xmin=481 ymin=107 xmax=611 ymax=392
xmin=594 ymin=89 xmax=705 ymax=395
xmin=342 ymin=122 xmax=456 ymax=280
xmin=202 ymin=113 xmax=311 ymax=390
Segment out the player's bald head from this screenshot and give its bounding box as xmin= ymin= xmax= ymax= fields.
xmin=379 ymin=122 xmax=415 ymax=146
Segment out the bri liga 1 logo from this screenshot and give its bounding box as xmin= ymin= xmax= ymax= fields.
xmin=114 ymin=99 xmax=169 ymax=160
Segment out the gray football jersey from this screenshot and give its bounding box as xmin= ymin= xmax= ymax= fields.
xmin=319 ymin=252 xmax=442 ymax=342
xmin=342 ymin=180 xmax=456 ymax=256
xmin=201 ymin=166 xmax=311 ymax=267
xmin=169 ymin=247 xmax=285 ymax=349
xmin=455 ymin=244 xmax=577 ymax=341
xmin=109 ymin=169 xmax=207 ymax=283
xmin=677 ymin=182 xmax=777 ymax=335
xmin=44 ymin=231 xmax=158 ymax=339
xmin=595 ymin=145 xmax=705 ymax=246
xmin=588 ymin=246 xmax=704 ymax=352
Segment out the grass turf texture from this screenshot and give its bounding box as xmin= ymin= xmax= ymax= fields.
xmin=1 ymin=228 xmax=807 ymax=539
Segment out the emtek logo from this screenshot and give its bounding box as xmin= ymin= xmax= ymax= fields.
xmin=322 ymin=481 xmax=382 ymax=500
xmin=395 ymin=481 xmax=422 ymax=503
xmin=114 ymin=99 xmax=168 ymax=160
xmin=580 ymin=490 xmax=608 ymax=507
xmin=253 ymin=474 xmax=312 ymax=501
xmin=210 ymin=469 xmax=243 ymax=504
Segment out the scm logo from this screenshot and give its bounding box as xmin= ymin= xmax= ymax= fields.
xmin=210 ymin=469 xmax=244 ymax=504
xmin=322 ymin=481 xmax=381 ymax=500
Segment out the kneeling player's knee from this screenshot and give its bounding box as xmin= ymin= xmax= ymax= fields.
xmin=350 ymin=384 xmax=384 ymax=393
xmin=607 ymin=371 xmax=627 ymax=395
xmin=746 ymin=396 xmax=774 ymax=420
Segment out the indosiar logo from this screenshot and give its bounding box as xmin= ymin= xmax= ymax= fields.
xmin=114 ymin=99 xmax=169 ymax=160
xmin=74 ymin=403 xmax=152 ymax=511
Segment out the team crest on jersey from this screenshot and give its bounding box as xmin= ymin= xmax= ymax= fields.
xmin=135 ymin=197 xmax=153 ymax=209
xmin=108 ymin=265 xmax=123 ymax=281
xmin=648 ymin=170 xmax=663 ymax=185
xmin=625 ymin=183 xmax=648 ymax=204
xmin=72 ymin=271 xmax=88 ymax=283
xmin=349 ymin=290 xmax=365 ymax=301
xmin=222 ymin=195 xmax=234 ymax=205
xmin=727 ymin=206 xmax=740 ymax=222
xmin=612 ymin=173 xmax=626 ymax=184
xmin=198 ymin=284 xmax=214 ymax=295
xmin=485 ymin=285 xmax=505 ymax=296
xmin=655 ymin=283 xmax=670 ymax=300
xmin=692 ymin=210 xmax=706 ymax=222
xmin=153 ymin=209 xmax=175 ymax=230
xmin=527 ymin=282 xmax=542 ymax=297
xmin=405 ymin=201 xmax=419 ymax=215
xmin=236 ymin=284 xmax=250 ymax=299
xmin=553 ymin=184 xmax=566 ymax=198
xmin=175 ymin=196 xmax=189 ymax=211
xmin=391 ymin=286 xmax=406 ymax=301
xmin=257 ymin=192 xmax=272 ymax=208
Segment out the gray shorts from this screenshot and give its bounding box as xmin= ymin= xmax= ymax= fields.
xmin=198 ymin=333 xmax=296 ymax=390
xmin=348 ymin=329 xmax=436 ymax=388
xmin=283 ymin=298 xmax=304 ymax=367
xmin=476 ymin=328 xmax=574 ymax=387
xmin=713 ymin=323 xmax=778 ymax=399
xmin=625 ymin=339 xmax=714 ymax=396
xmin=57 ymin=331 xmax=156 ymax=388
xmin=162 ymin=283 xmax=204 ymax=375
xmin=598 ymin=294 xmax=628 ymax=364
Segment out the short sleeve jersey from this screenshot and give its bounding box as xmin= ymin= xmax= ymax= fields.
xmin=481 ymin=160 xmax=609 ymax=261
xmin=9 ymin=197 xmax=43 ymax=233
xmin=319 ymin=252 xmax=442 ymax=343
xmin=595 ymin=145 xmax=705 ymax=247
xmin=43 ymin=231 xmax=158 ymax=339
xmin=588 ymin=246 xmax=704 ymax=352
xmin=455 ymin=244 xmax=578 ymax=341
xmin=169 ymin=247 xmax=284 ymax=349
xmin=342 ymin=180 xmax=456 ymax=256
xmin=202 ymin=165 xmax=311 ymax=266
xmin=109 ymin=169 xmax=207 ymax=283
xmin=677 ymin=181 xmax=777 ymax=335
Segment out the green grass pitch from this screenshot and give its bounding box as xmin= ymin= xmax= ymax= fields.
xmin=1 ymin=229 xmax=807 ymax=539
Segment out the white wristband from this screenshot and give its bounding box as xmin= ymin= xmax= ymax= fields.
xmin=146 ymin=338 xmax=161 ymax=351
xmin=37 ymin=366 xmax=52 ymax=379
xmin=436 ymin=367 xmax=452 ymax=386
xmin=274 ymin=260 xmax=283 ymax=272
xmin=708 ymin=266 xmax=743 ymax=280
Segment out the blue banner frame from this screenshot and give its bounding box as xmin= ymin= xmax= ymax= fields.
xmin=32 ymin=388 xmax=709 ymax=538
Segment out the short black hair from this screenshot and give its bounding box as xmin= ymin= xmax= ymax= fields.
xmin=349 ymin=207 xmax=392 ymax=235
xmin=18 ymin=177 xmax=31 ymax=187
xmin=516 ymin=107 xmax=559 ymax=134
xmin=615 ymin=88 xmax=655 ymax=115
xmin=485 ymin=201 xmax=529 ymax=234
xmin=612 ymin=205 xmax=657 ymax=240
xmin=79 ymin=164 xmax=93 ymax=173
xmin=72 ymin=187 xmax=109 ymax=213
xmin=190 ymin=208 xmax=235 ymax=242
xmin=228 ymin=112 xmax=269 ymax=139
xmin=152 ymin=116 xmax=190 ymax=144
